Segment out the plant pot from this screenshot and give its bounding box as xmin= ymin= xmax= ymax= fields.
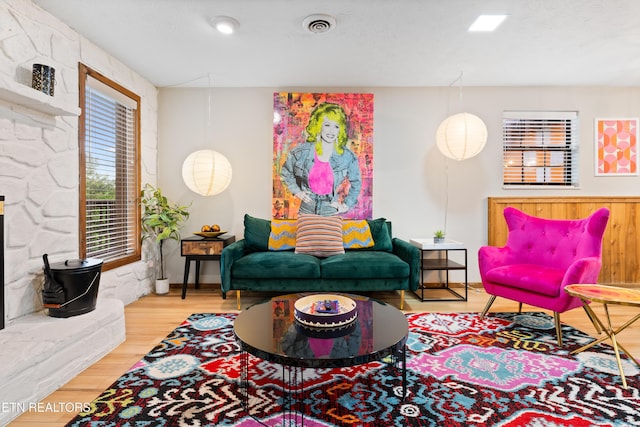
xmin=434 ymin=237 xmax=445 ymax=244
xmin=155 ymin=278 xmax=170 ymax=295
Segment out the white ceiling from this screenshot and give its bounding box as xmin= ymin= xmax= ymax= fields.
xmin=33 ymin=0 xmax=640 ymax=88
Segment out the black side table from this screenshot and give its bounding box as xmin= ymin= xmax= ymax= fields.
xmin=409 ymin=238 xmax=468 ymax=301
xmin=180 ymin=235 xmax=235 ymax=299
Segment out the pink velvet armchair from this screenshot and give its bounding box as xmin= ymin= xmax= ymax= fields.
xmin=478 ymin=207 xmax=609 ymax=346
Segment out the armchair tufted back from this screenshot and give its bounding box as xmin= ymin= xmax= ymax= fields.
xmin=503 ymin=207 xmax=610 ymax=270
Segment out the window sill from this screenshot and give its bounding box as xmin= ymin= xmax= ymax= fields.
xmin=502 ymin=185 xmax=580 ymax=190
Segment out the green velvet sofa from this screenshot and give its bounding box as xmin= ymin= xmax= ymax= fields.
xmin=220 ymin=214 xmax=420 ymax=309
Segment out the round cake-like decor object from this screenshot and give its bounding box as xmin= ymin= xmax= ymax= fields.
xmin=294 ymin=318 xmax=357 ymax=338
xmin=294 ymin=294 xmax=357 ymax=328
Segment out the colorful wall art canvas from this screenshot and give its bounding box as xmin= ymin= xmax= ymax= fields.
xmin=595 ymin=118 xmax=638 ymax=176
xmin=273 ymin=92 xmax=374 ymax=219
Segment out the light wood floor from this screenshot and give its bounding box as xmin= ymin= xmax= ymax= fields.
xmin=11 ymin=283 xmax=640 ymax=426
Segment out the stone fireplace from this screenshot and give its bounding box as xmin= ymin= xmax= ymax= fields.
xmin=1 ymin=195 xmax=4 ymax=331
xmin=0 ymin=1 xmax=158 ymax=423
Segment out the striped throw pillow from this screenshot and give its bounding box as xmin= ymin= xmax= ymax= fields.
xmin=342 ymin=220 xmax=374 ymax=249
xmin=268 ymin=219 xmax=297 ymax=251
xmin=295 ymin=214 xmax=345 ymax=257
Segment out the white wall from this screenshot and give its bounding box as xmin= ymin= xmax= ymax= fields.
xmin=0 ymin=0 xmax=158 ymax=322
xmin=3 ymin=0 xmax=639 ymax=319
xmin=158 ymin=86 xmax=640 ymax=285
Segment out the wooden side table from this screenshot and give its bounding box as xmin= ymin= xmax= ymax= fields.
xmin=409 ymin=238 xmax=468 ymax=301
xmin=181 ymin=235 xmax=235 ymax=299
xmin=565 ymin=284 xmax=640 ymax=389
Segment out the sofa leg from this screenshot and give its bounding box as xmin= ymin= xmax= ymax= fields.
xmin=554 ymin=312 xmax=563 ymax=347
xmin=518 ymin=302 xmax=523 ymax=313
xmin=399 ymin=290 xmax=405 ymax=310
xmin=480 ymin=295 xmax=496 ymax=319
xmin=236 ymin=291 xmax=241 ymax=310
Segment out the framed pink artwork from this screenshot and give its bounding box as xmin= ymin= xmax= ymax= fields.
xmin=272 ymin=92 xmax=374 ymax=219
xmin=595 ymin=118 xmax=638 ymax=176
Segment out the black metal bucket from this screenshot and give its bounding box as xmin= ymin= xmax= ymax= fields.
xmin=42 ymin=254 xmax=103 ymax=318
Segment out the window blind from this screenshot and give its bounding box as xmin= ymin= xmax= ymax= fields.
xmin=502 ymin=111 xmax=579 ymax=187
xmin=82 ymin=69 xmax=140 ymax=266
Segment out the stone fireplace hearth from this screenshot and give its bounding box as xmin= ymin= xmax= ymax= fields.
xmin=0 ymin=298 xmax=125 ymax=425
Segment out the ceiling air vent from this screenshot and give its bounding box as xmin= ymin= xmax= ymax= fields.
xmin=302 ymin=14 xmax=336 ymax=34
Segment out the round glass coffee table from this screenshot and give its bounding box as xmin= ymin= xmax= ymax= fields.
xmin=234 ymin=293 xmax=408 ymax=424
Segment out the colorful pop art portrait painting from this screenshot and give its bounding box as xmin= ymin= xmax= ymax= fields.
xmin=273 ymin=92 xmax=373 ymax=219
xmin=595 ymin=118 xmax=638 ymax=176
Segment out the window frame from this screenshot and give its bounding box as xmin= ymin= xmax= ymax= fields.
xmin=78 ymin=63 xmax=141 ymax=271
xmin=502 ymin=110 xmax=579 ymax=189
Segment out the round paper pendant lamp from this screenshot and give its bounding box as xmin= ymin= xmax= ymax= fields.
xmin=182 ymin=149 xmax=232 ymax=196
xmin=436 ymin=112 xmax=488 ymax=161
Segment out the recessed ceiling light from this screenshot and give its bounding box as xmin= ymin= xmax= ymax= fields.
xmin=210 ymin=16 xmax=239 ymax=35
xmin=468 ymin=15 xmax=507 ymax=32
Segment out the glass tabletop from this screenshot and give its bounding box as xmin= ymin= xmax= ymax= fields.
xmin=233 ymin=293 xmax=408 ymax=368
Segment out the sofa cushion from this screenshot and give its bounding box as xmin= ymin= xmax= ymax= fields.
xmin=295 ymin=214 xmax=345 ymax=257
xmin=232 ymin=251 xmax=321 ymax=279
xmin=364 ymin=218 xmax=393 ymax=252
xmin=485 ymin=264 xmax=564 ymax=297
xmin=342 ymin=220 xmax=374 ymax=249
xmin=244 ymin=214 xmax=271 ymax=251
xmin=321 ymin=251 xmax=409 ymax=279
xmin=268 ymin=219 xmax=297 ymax=251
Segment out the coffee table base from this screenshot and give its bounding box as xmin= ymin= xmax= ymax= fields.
xmin=571 ymin=302 xmax=640 ymax=389
xmin=234 ymin=294 xmax=409 ymax=425
xmin=239 ymin=345 xmax=407 ymax=426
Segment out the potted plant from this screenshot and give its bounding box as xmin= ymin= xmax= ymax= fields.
xmin=433 ymin=230 xmax=446 ymax=244
xmin=141 ymin=184 xmax=190 ymax=294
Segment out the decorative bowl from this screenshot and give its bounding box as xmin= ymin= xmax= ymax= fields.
xmin=193 ymin=231 xmax=226 ymax=238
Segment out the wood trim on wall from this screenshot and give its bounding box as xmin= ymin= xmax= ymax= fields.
xmin=487 ymin=196 xmax=640 ymax=284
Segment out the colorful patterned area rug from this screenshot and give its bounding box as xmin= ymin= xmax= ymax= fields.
xmin=65 ymin=312 xmax=640 ymax=426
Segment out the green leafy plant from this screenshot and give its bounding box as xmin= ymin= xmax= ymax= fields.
xmin=140 ymin=184 xmax=190 ymax=280
xmin=434 ymin=230 xmax=445 ymax=242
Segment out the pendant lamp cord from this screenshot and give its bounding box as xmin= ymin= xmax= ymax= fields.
xmin=207 ymin=73 xmax=212 ymax=128
xmin=161 ymin=72 xmax=215 ymax=142
xmin=457 ymin=71 xmax=463 ymax=107
xmin=442 ymin=71 xmax=463 ymax=235
xmin=444 ymin=157 xmax=449 ymax=235
xmin=161 ymin=73 xmax=210 ymax=88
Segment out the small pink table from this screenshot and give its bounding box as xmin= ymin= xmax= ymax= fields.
xmin=565 ymin=284 xmax=640 ymax=389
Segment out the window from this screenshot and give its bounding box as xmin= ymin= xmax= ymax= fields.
xmin=79 ymin=64 xmax=141 ymax=270
xmin=502 ymin=111 xmax=578 ymax=188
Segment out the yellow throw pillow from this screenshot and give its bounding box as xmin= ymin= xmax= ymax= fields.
xmin=295 ymin=214 xmax=345 ymax=257
xmin=342 ymin=220 xmax=375 ymax=249
xmin=268 ymin=219 xmax=297 ymax=251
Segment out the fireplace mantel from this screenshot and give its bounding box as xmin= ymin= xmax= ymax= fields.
xmin=0 ymin=75 xmax=80 ymax=117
